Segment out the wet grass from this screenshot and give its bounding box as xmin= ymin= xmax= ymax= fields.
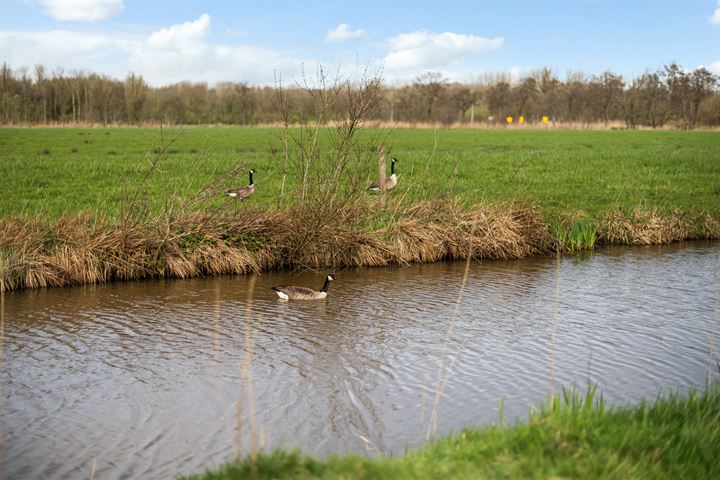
xmin=551 ymin=220 xmax=597 ymax=253
xmin=183 ymin=383 xmax=720 ymax=479
xmin=1 ymin=127 xmax=718 ymax=220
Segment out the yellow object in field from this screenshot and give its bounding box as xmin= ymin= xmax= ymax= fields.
xmin=542 ymin=116 xmax=549 ymax=123
xmin=519 ymin=116 xmax=525 ymax=124
xmin=506 ymin=116 xmax=513 ymax=124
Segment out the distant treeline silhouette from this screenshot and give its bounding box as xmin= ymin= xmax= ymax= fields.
xmin=1 ymin=62 xmax=718 ymax=129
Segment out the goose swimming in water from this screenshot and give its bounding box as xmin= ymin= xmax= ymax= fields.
xmin=368 ymin=157 xmax=398 ymax=192
xmin=225 ymin=169 xmax=255 ymax=199
xmin=272 ymin=274 xmax=335 ymax=300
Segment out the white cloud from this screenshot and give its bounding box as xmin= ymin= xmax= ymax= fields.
xmin=711 ymin=5 xmax=720 ymax=26
xmin=147 ymin=13 xmax=210 ymax=49
xmin=705 ymin=60 xmax=720 ymax=75
xmin=383 ymin=31 xmax=503 ymax=71
xmin=0 ymin=30 xmax=136 ymax=76
xmin=225 ymin=27 xmax=248 ymax=37
xmin=0 ymin=17 xmax=505 ymax=87
xmin=41 ymin=0 xmax=124 ymax=22
xmin=0 ymin=14 xmax=302 ymax=86
xmin=129 ymin=15 xmax=301 ymax=85
xmin=325 ymin=23 xmax=366 ymax=43
xmin=508 ymin=66 xmax=523 ymax=82
xmin=130 ymin=43 xmax=299 ymax=86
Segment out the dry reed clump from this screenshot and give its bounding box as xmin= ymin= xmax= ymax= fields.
xmin=0 ymin=199 xmax=557 ymax=291
xmin=465 ymin=203 xmax=553 ymax=259
xmin=386 ymin=218 xmax=451 ymax=264
xmin=696 ymin=213 xmax=720 ymax=239
xmin=158 ymin=213 xmax=262 ymax=278
xmin=384 ymin=200 xmax=468 ymax=264
xmin=0 ymin=212 xmax=264 ymax=292
xmin=248 ymin=203 xmax=393 ymax=270
xmin=383 ymin=200 xmax=553 ymax=263
xmin=1 ymin=216 xmax=69 ymax=290
xmin=4 ymin=202 xmax=712 ymax=292
xmin=599 ymin=209 xmax=693 ymax=245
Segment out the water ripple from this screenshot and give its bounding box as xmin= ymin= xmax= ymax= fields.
xmin=2 ymin=243 xmax=719 ymax=479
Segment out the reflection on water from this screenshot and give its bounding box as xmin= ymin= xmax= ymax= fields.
xmin=2 ymin=242 xmax=719 ymax=479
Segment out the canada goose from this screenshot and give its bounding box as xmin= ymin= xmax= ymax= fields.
xmin=368 ymin=157 xmax=398 ymax=191
xmin=225 ymin=169 xmax=255 ymax=199
xmin=272 ymin=274 xmax=335 ymax=300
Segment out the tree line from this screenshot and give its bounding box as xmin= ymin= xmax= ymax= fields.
xmin=1 ymin=62 xmax=718 ymax=129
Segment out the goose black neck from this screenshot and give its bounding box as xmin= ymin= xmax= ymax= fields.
xmin=390 ymin=159 xmax=395 ymax=175
xmin=248 ymin=170 xmax=254 ymax=186
xmin=321 ymin=277 xmax=332 ymax=292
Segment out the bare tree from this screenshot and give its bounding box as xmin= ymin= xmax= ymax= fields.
xmin=124 ymin=73 xmax=148 ymax=125
xmin=513 ymin=76 xmax=538 ymax=118
xmin=591 ymin=71 xmax=624 ymax=125
xmin=450 ymin=86 xmax=476 ymax=123
xmin=627 ymin=71 xmax=669 ymax=128
xmin=1 ymin=62 xmax=718 ymax=127
xmin=662 ymin=63 xmax=719 ymax=130
xmin=486 ymin=81 xmax=511 ymax=120
xmin=413 ymin=72 xmax=447 ymax=122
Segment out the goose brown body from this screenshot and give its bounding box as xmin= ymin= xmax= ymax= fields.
xmin=226 ymin=169 xmax=255 ymax=199
xmin=368 ymin=157 xmax=398 ymax=192
xmin=272 ymin=274 xmax=335 ymax=300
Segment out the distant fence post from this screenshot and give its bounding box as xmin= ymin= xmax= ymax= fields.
xmin=378 ymin=146 xmax=387 ymax=208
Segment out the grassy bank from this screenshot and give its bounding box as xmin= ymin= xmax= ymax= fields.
xmin=184 ymin=384 xmax=720 ymax=479
xmin=1 ymin=127 xmax=719 ymax=291
xmin=1 ymin=128 xmax=719 ymax=220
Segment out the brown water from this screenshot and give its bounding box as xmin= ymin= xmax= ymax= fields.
xmin=2 ymin=242 xmax=719 ymax=479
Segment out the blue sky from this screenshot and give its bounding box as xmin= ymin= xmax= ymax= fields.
xmin=1 ymin=0 xmax=719 ymax=86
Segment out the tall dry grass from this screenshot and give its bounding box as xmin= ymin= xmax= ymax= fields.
xmin=0 ymin=199 xmax=550 ymax=292
xmin=384 ymin=200 xmax=552 ymax=263
xmin=3 ymin=201 xmax=719 ymax=292
xmin=599 ymin=209 xmax=693 ymax=245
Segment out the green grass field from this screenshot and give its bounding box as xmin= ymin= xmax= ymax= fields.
xmin=185 ymin=384 xmax=720 ymax=479
xmin=1 ymin=127 xmax=719 ymax=220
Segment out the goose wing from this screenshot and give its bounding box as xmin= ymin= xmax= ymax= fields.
xmin=225 ymin=185 xmax=254 ymax=199
xmin=273 ymin=285 xmax=316 ymax=296
xmin=368 ymin=176 xmax=398 ymax=192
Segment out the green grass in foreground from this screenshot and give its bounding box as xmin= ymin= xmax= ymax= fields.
xmin=1 ymin=127 xmax=719 ymax=220
xmin=185 ymin=384 xmax=720 ymax=480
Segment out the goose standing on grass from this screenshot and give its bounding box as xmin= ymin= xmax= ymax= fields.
xmin=368 ymin=157 xmax=398 ymax=192
xmin=225 ymin=169 xmax=255 ymax=199
xmin=272 ymin=274 xmax=335 ymax=300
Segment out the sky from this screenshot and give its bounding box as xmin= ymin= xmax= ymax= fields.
xmin=1 ymin=0 xmax=719 ymax=87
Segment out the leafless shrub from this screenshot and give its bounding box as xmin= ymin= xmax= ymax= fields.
xmin=273 ymin=64 xmax=387 ymax=211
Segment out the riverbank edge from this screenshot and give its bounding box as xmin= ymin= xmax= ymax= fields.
xmin=183 ymin=383 xmax=720 ymax=479
xmin=2 ymin=201 xmax=719 ymax=292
